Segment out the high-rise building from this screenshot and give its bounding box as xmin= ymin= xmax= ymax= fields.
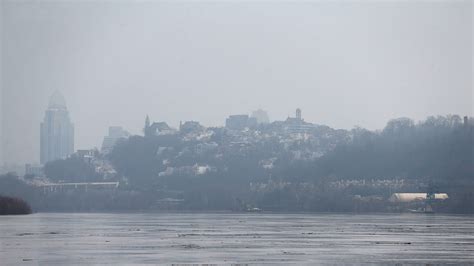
xmin=251 ymin=109 xmax=270 ymax=124
xmin=0 ymin=8 xmax=3 ymax=171
xmin=0 ymin=84 xmax=3 ymax=170
xmin=40 ymin=91 xmax=74 ymax=165
xmin=101 ymin=126 xmax=130 ymax=153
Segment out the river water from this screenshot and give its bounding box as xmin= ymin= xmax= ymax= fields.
xmin=0 ymin=212 xmax=473 ymax=265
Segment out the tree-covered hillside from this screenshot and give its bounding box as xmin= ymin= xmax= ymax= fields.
xmin=109 ymin=115 xmax=473 ymax=189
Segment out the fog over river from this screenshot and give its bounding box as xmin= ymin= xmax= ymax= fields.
xmin=1 ymin=213 xmax=473 ymax=264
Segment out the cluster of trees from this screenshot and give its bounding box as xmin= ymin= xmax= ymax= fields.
xmin=0 ymin=194 xmax=32 ymax=215
xmin=103 ymin=115 xmax=473 ymax=212
xmin=0 ymin=173 xmax=158 ymax=212
xmin=0 ymin=173 xmax=42 ymax=212
xmin=291 ymin=116 xmax=473 ymax=183
xmin=43 ymin=154 xmax=102 ymax=182
xmin=322 ymin=116 xmax=472 ymax=181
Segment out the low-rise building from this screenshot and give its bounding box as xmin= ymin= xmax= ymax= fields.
xmin=25 ymin=164 xmax=44 ymax=177
xmin=180 ymin=121 xmax=204 ymax=134
xmin=145 ymin=121 xmax=176 ymax=136
xmin=389 ymin=193 xmax=449 ymax=203
xmin=225 ymin=114 xmax=257 ymax=130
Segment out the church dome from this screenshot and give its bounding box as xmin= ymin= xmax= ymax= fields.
xmin=48 ymin=91 xmax=67 ymax=109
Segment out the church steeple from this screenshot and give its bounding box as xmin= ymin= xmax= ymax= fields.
xmin=144 ymin=115 xmax=150 ymax=136
xmin=145 ymin=115 xmax=150 ymax=128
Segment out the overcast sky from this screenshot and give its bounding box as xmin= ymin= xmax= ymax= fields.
xmin=1 ymin=0 xmax=472 ymax=165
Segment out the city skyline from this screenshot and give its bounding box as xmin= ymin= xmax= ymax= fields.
xmin=1 ymin=1 xmax=473 ymax=263
xmin=1 ymin=1 xmax=472 ymax=164
xmin=2 ymin=87 xmax=473 ymax=166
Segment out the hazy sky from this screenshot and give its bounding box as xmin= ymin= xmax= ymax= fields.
xmin=1 ymin=0 xmax=472 ymax=165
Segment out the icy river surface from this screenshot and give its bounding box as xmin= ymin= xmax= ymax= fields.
xmin=1 ymin=212 xmax=473 ymax=264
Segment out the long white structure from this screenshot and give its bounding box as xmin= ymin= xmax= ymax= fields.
xmin=389 ymin=193 xmax=449 ymax=203
xmin=38 ymin=182 xmax=119 ymax=192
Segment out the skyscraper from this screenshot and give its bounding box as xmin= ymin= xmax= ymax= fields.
xmin=0 ymin=82 xmax=3 ymax=169
xmin=40 ymin=91 xmax=74 ymax=165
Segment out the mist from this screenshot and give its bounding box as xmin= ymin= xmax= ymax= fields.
xmin=1 ymin=0 xmax=472 ymax=165
xmin=1 ymin=2 xmax=474 ymax=264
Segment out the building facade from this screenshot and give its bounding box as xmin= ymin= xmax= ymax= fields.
xmin=40 ymin=91 xmax=74 ymax=165
xmin=251 ymin=109 xmax=270 ymax=124
xmin=101 ymin=126 xmax=130 ymax=153
xmin=144 ymin=116 xmax=176 ymax=137
xmin=225 ymin=114 xmax=257 ymax=130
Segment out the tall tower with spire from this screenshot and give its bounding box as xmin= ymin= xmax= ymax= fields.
xmin=40 ymin=91 xmax=74 ymax=164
